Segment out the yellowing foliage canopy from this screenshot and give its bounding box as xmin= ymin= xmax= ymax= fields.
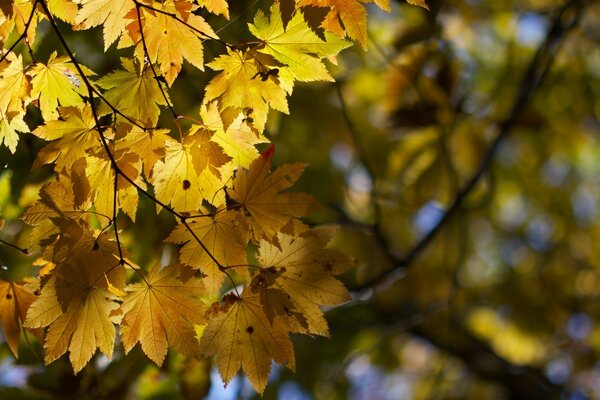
xmin=0 ymin=0 xmax=428 ymax=394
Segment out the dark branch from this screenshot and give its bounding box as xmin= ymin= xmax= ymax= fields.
xmin=352 ymin=0 xmax=587 ymax=294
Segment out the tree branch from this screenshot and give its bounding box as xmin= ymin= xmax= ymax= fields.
xmin=352 ymin=0 xmax=587 ymax=294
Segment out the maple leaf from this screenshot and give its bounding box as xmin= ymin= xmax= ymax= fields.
xmin=0 ymin=52 xmax=31 ymax=117
xmin=32 ymin=106 xmax=101 ymax=171
xmin=199 ymin=102 xmax=269 ymax=169
xmin=204 ymin=49 xmax=289 ymax=132
xmin=151 ymin=134 xmax=227 ymax=213
xmin=115 ymin=123 xmax=170 ymax=178
xmin=166 ymin=209 xmax=248 ymax=295
xmin=199 ymin=291 xmax=295 ymax=394
xmin=97 ymin=58 xmax=167 ymax=127
xmin=0 ymin=279 xmax=40 ymax=357
xmin=297 ymin=0 xmax=392 ymax=49
xmin=0 ymin=112 xmax=29 ymax=154
xmin=83 ymin=148 xmax=145 ymax=221
xmin=249 ymin=2 xmax=351 ymax=89
xmin=120 ymin=263 xmax=206 ymax=366
xmin=28 ymin=52 xmax=94 ymax=121
xmin=74 ymin=0 xmax=135 ymax=50
xmin=197 ymin=0 xmax=229 ymax=19
xmin=253 ymin=227 xmax=353 ymax=335
xmin=24 ymin=224 xmax=126 ymax=372
xmin=25 ymin=275 xmax=120 ymax=372
xmin=21 ymin=177 xmax=91 ymax=249
xmin=130 ymin=0 xmax=216 ymax=86
xmin=47 ymin=0 xmax=78 ymax=23
xmin=228 ymin=147 xmax=318 ymax=241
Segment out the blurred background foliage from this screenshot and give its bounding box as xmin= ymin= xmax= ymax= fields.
xmin=1 ymin=0 xmax=600 ymax=399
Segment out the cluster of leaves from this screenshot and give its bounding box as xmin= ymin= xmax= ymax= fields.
xmin=0 ymin=0 xmax=427 ymax=394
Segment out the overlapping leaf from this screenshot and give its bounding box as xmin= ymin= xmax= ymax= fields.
xmin=228 ymin=147 xmax=318 ymax=241
xmin=199 ymin=291 xmax=295 ymax=394
xmin=120 ymin=263 xmax=206 ymax=365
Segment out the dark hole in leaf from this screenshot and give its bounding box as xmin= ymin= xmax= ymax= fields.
xmin=6 ymin=293 xmax=12 ymax=300
xmin=183 ymin=180 xmax=191 ymax=190
xmin=246 ymin=326 xmax=254 ymax=334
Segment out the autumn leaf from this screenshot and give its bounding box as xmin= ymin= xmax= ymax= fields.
xmin=0 ymin=53 xmax=31 ymax=117
xmin=24 ymin=223 xmax=125 ymax=372
xmin=32 ymin=106 xmax=100 ymax=171
xmin=407 ymin=0 xmax=429 ymax=10
xmin=130 ymin=0 xmax=216 ymax=86
xmin=0 ymin=112 xmax=29 ymax=154
xmin=249 ymin=3 xmax=351 ymax=89
xmin=199 ymin=102 xmax=269 ymax=168
xmin=204 ymin=49 xmax=289 ymax=132
xmin=197 ymin=0 xmax=229 ymax=19
xmin=228 ymin=147 xmax=318 ymax=241
xmin=296 ymin=0 xmax=393 ymax=49
xmin=199 ymin=291 xmax=295 ymax=394
xmin=254 ymin=227 xmax=353 ymax=335
xmin=151 ymin=134 xmax=227 ymax=213
xmin=115 ymin=124 xmax=170 ymax=178
xmin=166 ymin=209 xmax=248 ymax=295
xmin=74 ymin=0 xmax=135 ymax=50
xmin=0 ymin=280 xmax=40 ymax=358
xmin=97 ymin=58 xmax=167 ymax=127
xmin=28 ymin=52 xmax=93 ymax=121
xmin=120 ymin=263 xmax=206 ymax=365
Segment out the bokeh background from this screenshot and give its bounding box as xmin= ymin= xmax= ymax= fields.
xmin=2 ymin=0 xmax=600 ymax=398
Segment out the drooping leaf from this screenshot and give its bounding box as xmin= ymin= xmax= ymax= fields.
xmin=228 ymin=147 xmax=318 ymax=241
xmin=166 ymin=209 xmax=248 ymax=295
xmin=0 ymin=112 xmax=28 ymax=154
xmin=32 ymin=106 xmax=100 ymax=171
xmin=120 ymin=263 xmax=206 ymax=365
xmin=130 ymin=0 xmax=216 ymax=86
xmin=199 ymin=291 xmax=295 ymax=394
xmin=74 ymin=0 xmax=135 ymax=50
xmin=254 ymin=227 xmax=353 ymax=335
xmin=0 ymin=280 xmax=40 ymax=358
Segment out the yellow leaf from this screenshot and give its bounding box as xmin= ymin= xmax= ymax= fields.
xmin=47 ymin=0 xmax=78 ymax=23
xmin=254 ymin=227 xmax=352 ymax=335
xmin=0 ymin=112 xmax=28 ymax=154
xmin=84 ymin=149 xmax=145 ymax=221
xmin=120 ymin=263 xmax=206 ymax=365
xmin=132 ymin=0 xmax=216 ymax=86
xmin=0 ymin=53 xmax=30 ymax=117
xmin=228 ymin=147 xmax=318 ymax=240
xmin=197 ymin=0 xmax=229 ymax=19
xmin=406 ymin=0 xmax=429 ymax=10
xmin=115 ymin=123 xmax=170 ymax=178
xmin=97 ymin=58 xmax=167 ymax=127
xmin=204 ymin=49 xmax=289 ymax=132
xmin=151 ymin=135 xmax=226 ymax=213
xmin=200 ymin=102 xmax=269 ymax=168
xmin=28 ymin=52 xmax=93 ymax=121
xmin=24 ymin=224 xmax=126 ymax=372
xmin=199 ymin=291 xmax=295 ymax=394
xmin=32 ymin=106 xmax=100 ymax=171
xmin=74 ymin=0 xmax=135 ymax=50
xmin=249 ymin=3 xmax=351 ymax=88
xmin=166 ymin=209 xmax=248 ymax=295
xmin=0 ymin=280 xmax=40 ymax=358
